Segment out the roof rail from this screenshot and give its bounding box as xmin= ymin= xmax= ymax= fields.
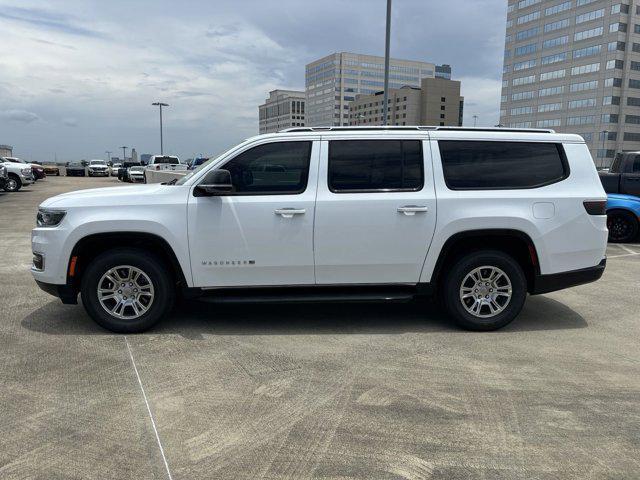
xmin=278 ymin=126 xmax=556 ymax=134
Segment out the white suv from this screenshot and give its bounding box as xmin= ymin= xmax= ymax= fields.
xmin=31 ymin=127 xmax=608 ymax=332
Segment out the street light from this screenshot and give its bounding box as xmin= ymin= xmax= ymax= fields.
xmin=601 ymin=130 xmax=609 ymax=169
xmin=473 ymin=115 xmax=479 ymax=127
xmin=121 ymin=146 xmax=127 ymax=162
xmin=382 ymin=0 xmax=392 ymax=126
xmin=105 ymin=150 xmax=112 ymax=164
xmin=152 ymin=102 xmax=169 ymax=154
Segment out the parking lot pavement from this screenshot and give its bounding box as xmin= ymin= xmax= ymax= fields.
xmin=1 ymin=176 xmax=640 ymax=479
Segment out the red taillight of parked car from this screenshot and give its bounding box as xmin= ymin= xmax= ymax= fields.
xmin=583 ymin=200 xmax=607 ymax=215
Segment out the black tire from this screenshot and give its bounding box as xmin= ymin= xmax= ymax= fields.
xmin=4 ymin=174 xmax=22 ymax=192
xmin=80 ymin=248 xmax=175 ymax=333
xmin=607 ymin=210 xmax=638 ymax=243
xmin=441 ymin=250 xmax=527 ymax=331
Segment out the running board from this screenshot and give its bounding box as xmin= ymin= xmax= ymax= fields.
xmin=196 ymin=285 xmax=423 ymax=304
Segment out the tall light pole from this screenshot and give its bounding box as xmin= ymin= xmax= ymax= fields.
xmin=382 ymin=0 xmax=392 ymax=126
xmin=105 ymin=150 xmax=112 ymax=164
xmin=601 ymin=130 xmax=609 ymax=169
xmin=473 ymin=115 xmax=479 ymax=127
xmin=152 ymin=102 xmax=169 ymax=154
xmin=121 ymin=146 xmax=127 ymax=162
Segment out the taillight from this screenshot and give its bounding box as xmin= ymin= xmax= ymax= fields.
xmin=583 ymin=200 xmax=607 ymax=215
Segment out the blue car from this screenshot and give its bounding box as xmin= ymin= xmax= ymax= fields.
xmin=606 ymin=193 xmax=640 ymax=243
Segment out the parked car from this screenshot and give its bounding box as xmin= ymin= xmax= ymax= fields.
xmin=110 ymin=163 xmax=122 ymax=176
xmin=0 ymin=163 xmax=8 ymax=191
xmin=606 ymin=193 xmax=640 ymax=243
xmin=66 ymin=162 xmax=86 ymax=177
xmin=599 ymin=152 xmax=640 ymax=196
xmin=118 ymin=162 xmax=141 ymax=182
xmin=188 ymin=157 xmax=209 ymax=170
xmin=1 ymin=157 xmax=34 ymax=191
xmin=2 ymin=156 xmax=45 ymax=180
xmin=87 ymin=159 xmax=109 ymax=177
xmin=43 ymin=164 xmax=60 ymax=176
xmin=32 ymin=126 xmax=608 ymax=333
xmin=127 ymin=165 xmax=146 ymax=183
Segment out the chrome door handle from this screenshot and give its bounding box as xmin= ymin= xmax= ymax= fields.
xmin=397 ymin=205 xmax=428 ymax=216
xmin=275 ymin=208 xmax=306 ymax=218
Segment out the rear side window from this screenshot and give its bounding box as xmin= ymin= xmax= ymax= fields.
xmin=223 ymin=141 xmax=311 ymax=194
xmin=633 ymin=155 xmax=640 ymax=172
xmin=328 ymin=140 xmax=423 ymax=192
xmin=438 ymin=141 xmax=569 ymax=190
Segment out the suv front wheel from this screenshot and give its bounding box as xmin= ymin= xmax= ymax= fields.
xmin=80 ymin=248 xmax=175 ymax=332
xmin=442 ymin=250 xmax=527 ymax=331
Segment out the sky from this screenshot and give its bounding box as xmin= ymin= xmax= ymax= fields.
xmin=0 ymin=0 xmax=507 ymax=162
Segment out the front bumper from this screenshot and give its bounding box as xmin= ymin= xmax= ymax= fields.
xmin=35 ymin=280 xmax=78 ymax=304
xmin=531 ymin=258 xmax=606 ymax=295
xmin=88 ymin=170 xmax=109 ymax=176
xmin=21 ymin=173 xmax=34 ymax=185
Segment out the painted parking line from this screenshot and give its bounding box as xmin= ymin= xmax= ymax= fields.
xmin=125 ymin=337 xmax=173 ymax=480
xmin=607 ymin=243 xmax=640 ymax=259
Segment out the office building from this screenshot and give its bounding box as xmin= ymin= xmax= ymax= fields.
xmin=348 ymin=77 xmax=464 ymax=126
xmin=0 ymin=144 xmax=13 ymax=157
xmin=258 ymin=90 xmax=306 ymax=134
xmin=501 ymin=0 xmax=640 ymax=164
xmin=305 ymin=52 xmax=452 ymax=126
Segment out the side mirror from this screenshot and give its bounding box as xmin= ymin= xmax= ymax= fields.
xmin=194 ymin=169 xmax=234 ymax=196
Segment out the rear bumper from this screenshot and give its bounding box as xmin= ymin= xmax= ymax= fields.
xmin=531 ymin=258 xmax=606 ymax=295
xmin=35 ymin=280 xmax=78 ymax=304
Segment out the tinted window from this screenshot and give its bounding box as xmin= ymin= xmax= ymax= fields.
xmin=439 ymin=141 xmax=568 ymax=190
xmin=153 ymin=156 xmax=179 ymax=164
xmin=633 ymin=155 xmax=640 ymax=172
xmin=223 ymin=141 xmax=311 ymax=194
xmin=328 ymin=140 xmax=423 ymax=192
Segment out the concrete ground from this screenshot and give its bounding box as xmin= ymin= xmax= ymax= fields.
xmin=1 ymin=175 xmax=639 ymax=480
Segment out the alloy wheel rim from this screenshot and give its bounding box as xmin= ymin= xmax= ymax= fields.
xmin=7 ymin=179 xmax=17 ymax=190
xmin=97 ymin=265 xmax=155 ymax=320
xmin=607 ymin=216 xmax=630 ymax=241
xmin=459 ymin=266 xmax=512 ymax=318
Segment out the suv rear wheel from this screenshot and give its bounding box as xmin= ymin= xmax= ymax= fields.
xmin=442 ymin=250 xmax=527 ymax=331
xmin=80 ymin=248 xmax=175 ymax=332
xmin=4 ymin=174 xmax=21 ymax=192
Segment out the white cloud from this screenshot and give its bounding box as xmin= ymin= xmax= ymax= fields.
xmin=459 ymin=77 xmax=502 ymax=127
xmin=0 ymin=109 xmax=40 ymax=123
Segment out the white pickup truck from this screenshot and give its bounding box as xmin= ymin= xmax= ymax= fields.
xmin=31 ymin=126 xmax=608 ymax=333
xmin=145 ymin=155 xmax=187 ymax=172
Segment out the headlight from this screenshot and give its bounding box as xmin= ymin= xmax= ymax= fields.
xmin=22 ymin=167 xmax=31 ymax=175
xmin=0 ymin=165 xmax=5 ymax=176
xmin=37 ymin=208 xmax=66 ymax=227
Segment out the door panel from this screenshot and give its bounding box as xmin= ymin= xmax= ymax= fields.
xmin=188 ymin=140 xmax=319 ymax=287
xmin=314 ymin=139 xmax=437 ymax=284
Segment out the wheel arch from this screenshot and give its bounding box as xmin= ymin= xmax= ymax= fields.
xmin=67 ymin=232 xmax=188 ymax=291
xmin=430 ymin=229 xmax=540 ymax=293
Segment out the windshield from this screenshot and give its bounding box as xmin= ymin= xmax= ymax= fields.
xmin=175 ymin=157 xmax=216 ymax=185
xmin=69 ymin=163 xmax=82 ymax=167
xmin=153 ymin=156 xmax=179 ymax=164
xmin=130 ymin=166 xmax=144 ymax=172
xmin=90 ymin=160 xmax=106 ymax=165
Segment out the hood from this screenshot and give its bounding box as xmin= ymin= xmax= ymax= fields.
xmin=40 ymin=183 xmax=186 ymax=208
